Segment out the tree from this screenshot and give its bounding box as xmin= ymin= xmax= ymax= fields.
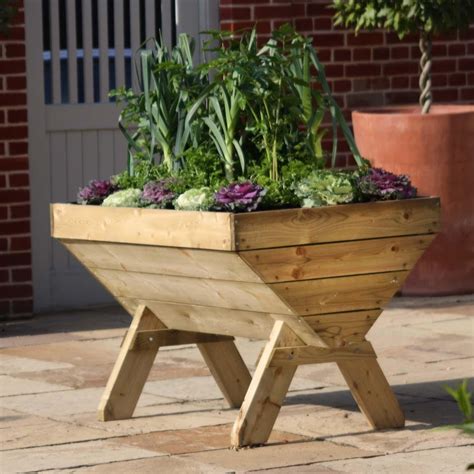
xmin=332 ymin=0 xmax=474 ymax=113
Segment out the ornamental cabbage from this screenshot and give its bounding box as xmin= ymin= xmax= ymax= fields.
xmin=358 ymin=168 xmax=417 ymax=201
xmin=102 ymin=189 xmax=142 ymax=208
xmin=77 ymin=179 xmax=115 ymax=205
xmin=174 ymin=187 xmax=215 ymax=211
xmin=215 ymin=181 xmax=266 ymax=212
xmin=141 ymin=180 xmax=176 ymax=208
xmin=294 ymin=171 xmax=354 ymax=207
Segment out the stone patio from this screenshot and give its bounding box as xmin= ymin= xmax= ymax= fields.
xmin=1 ymin=295 xmax=473 ymax=473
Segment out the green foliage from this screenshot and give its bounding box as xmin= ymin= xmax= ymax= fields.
xmin=444 ymin=380 xmax=473 ymax=433
xmin=0 ymin=0 xmax=17 ymax=35
xmin=332 ymin=0 xmax=474 ymax=39
xmin=102 ymin=189 xmax=142 ymax=208
xmin=174 ymin=187 xmax=215 ymax=211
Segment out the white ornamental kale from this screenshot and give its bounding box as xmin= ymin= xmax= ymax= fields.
xmin=174 ymin=187 xmax=215 ymax=211
xmin=102 ymin=189 xmax=142 ymax=208
xmin=294 ymin=171 xmax=354 ymax=207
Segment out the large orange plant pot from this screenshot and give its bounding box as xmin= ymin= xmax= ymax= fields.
xmin=353 ymin=105 xmax=474 ymax=295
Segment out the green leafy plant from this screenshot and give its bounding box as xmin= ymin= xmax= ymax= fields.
xmin=0 ymin=0 xmax=18 ymax=36
xmin=332 ymin=0 xmax=474 ymax=113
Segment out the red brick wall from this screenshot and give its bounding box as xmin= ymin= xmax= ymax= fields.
xmin=221 ymin=0 xmax=474 ymax=164
xmin=0 ymin=0 xmax=33 ymax=320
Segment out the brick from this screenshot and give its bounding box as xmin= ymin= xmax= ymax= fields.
xmin=220 ymin=0 xmax=268 ymax=3
xmin=432 ymin=89 xmax=459 ymax=101
xmin=0 ymin=269 xmax=9 ymax=283
xmin=295 ymin=18 xmax=312 ymax=32
xmin=0 ymin=27 xmax=25 ymax=41
xmin=8 ymin=141 xmax=28 ymax=155
xmin=0 ymin=143 xmax=4 ymax=155
xmin=313 ymin=17 xmax=332 ymax=31
xmin=347 ymin=32 xmax=384 ymax=46
xmin=383 ymin=61 xmax=418 ymax=76
xmin=12 ymin=298 xmax=33 ymax=314
xmin=0 ymin=59 xmax=26 ymax=74
xmin=10 ymin=236 xmax=30 ymax=251
xmin=0 ymin=238 xmax=7 ymax=251
xmin=0 ymin=252 xmax=31 ymax=268
xmin=391 ymin=46 xmax=409 ymax=59
xmin=431 ymin=59 xmax=457 ymax=73
xmin=461 ymin=88 xmax=474 ymax=100
xmin=7 ymin=109 xmax=27 ymax=123
xmin=0 ymin=157 xmax=28 ymax=171
xmin=8 ymin=172 xmax=29 ymax=187
xmin=432 ymin=74 xmax=448 ymax=87
xmin=448 ymin=43 xmax=465 ymax=56
xmin=391 ymin=76 xmax=410 ymax=89
xmin=373 ymin=47 xmax=389 ymax=60
xmin=448 ymin=73 xmax=466 ymax=87
xmin=220 ymin=7 xmax=251 ymax=21
xmin=0 ymin=219 xmax=30 ymax=235
xmin=459 ymin=58 xmax=474 ymax=71
xmin=0 ymin=300 xmax=10 ymax=315
xmin=313 ymin=33 xmax=344 ymax=47
xmin=0 ymin=125 xmax=27 ymax=140
xmin=254 ymin=6 xmax=292 ymax=20
xmin=0 ymin=189 xmax=29 ymax=204
xmin=345 ymin=63 xmax=381 ymax=77
xmin=9 ymin=203 xmax=30 ymax=218
xmin=307 ymin=3 xmax=332 ymax=16
xmin=334 ymin=49 xmax=351 ymax=61
xmin=0 ymin=175 xmax=6 ymax=188
xmin=0 ymin=111 xmax=4 ymax=123
xmin=353 ymin=48 xmax=371 ymax=61
xmin=5 ymin=44 xmax=26 ymax=58
xmin=0 ymin=92 xmax=26 ymax=106
xmin=432 ymin=44 xmax=447 ymax=56
xmin=0 ymin=284 xmax=32 ymax=299
xmin=325 ymin=64 xmax=343 ymax=78
xmin=386 ymin=91 xmax=419 ymax=104
xmin=333 ymin=79 xmax=351 ymax=93
xmin=11 ymin=268 xmax=32 ymax=282
xmin=6 ymin=76 xmax=26 ymax=90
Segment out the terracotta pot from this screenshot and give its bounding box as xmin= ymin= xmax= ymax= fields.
xmin=352 ymin=104 xmax=474 ymax=295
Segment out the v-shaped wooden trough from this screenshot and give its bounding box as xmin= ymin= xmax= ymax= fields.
xmin=51 ymin=197 xmax=440 ymax=447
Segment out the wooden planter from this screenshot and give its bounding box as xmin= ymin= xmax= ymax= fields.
xmin=51 ymin=197 xmax=440 ymax=448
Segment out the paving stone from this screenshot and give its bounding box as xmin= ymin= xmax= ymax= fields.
xmin=182 ymin=439 xmax=376 ymax=472
xmin=0 ymin=408 xmax=115 ymax=450
xmin=117 ymin=423 xmax=307 ymax=455
xmin=0 ymin=354 xmax=73 ymax=375
xmin=0 ymin=387 xmax=173 ymax=418
xmin=46 ymin=455 xmax=223 ymax=473
xmin=319 ymin=444 xmax=474 ymax=473
xmin=60 ymin=401 xmax=239 ymax=436
xmin=1 ymin=439 xmax=159 ymax=472
xmin=0 ymin=374 xmax=72 ymax=397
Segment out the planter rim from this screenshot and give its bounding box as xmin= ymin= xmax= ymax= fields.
xmin=353 ymin=104 xmax=474 ymax=118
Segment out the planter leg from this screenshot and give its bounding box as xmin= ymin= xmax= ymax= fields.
xmin=230 ymin=321 xmax=302 ymax=448
xmin=98 ymin=304 xmax=165 ymax=421
xmin=198 ymin=341 xmax=252 ymax=408
xmin=337 ymin=358 xmax=405 ymax=429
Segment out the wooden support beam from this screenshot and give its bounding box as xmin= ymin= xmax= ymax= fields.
xmin=338 ymin=358 xmax=405 ymax=429
xmin=198 ymin=341 xmax=252 ymax=408
xmin=269 ymin=341 xmax=375 ymax=367
xmin=98 ymin=305 xmax=165 ymax=421
xmin=131 ymin=329 xmax=233 ymax=350
xmin=231 ymin=321 xmax=303 ymax=448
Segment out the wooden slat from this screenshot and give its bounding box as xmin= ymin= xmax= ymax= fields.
xmin=145 ymin=0 xmax=156 ymax=40
xmin=303 ymin=309 xmax=381 ymax=347
xmin=161 ymin=0 xmax=173 ymax=47
xmin=66 ymin=0 xmax=78 ymax=104
xmin=98 ymin=0 xmax=110 ymax=102
xmin=82 ymin=131 xmax=99 ymax=183
xmin=49 ymin=0 xmax=61 ymax=104
xmin=62 ymin=240 xmax=262 ymax=282
xmin=241 ymin=235 xmax=435 ymax=283
xmin=51 ymin=204 xmax=235 ymax=250
xmin=98 ymin=130 xmax=115 ymax=179
xmin=82 ymin=0 xmax=94 ymax=103
xmin=271 ymin=271 xmax=409 ymax=315
xmin=234 ymin=198 xmax=440 ymax=250
xmin=131 ymin=329 xmax=232 ymax=350
xmin=270 ymin=341 xmax=375 ymax=367
xmin=113 ymin=0 xmax=125 ymax=88
xmin=130 ymin=0 xmax=140 ymax=92
xmin=89 ymin=267 xmax=293 ymax=314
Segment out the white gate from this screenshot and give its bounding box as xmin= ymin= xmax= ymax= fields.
xmin=25 ymin=0 xmax=219 ymax=312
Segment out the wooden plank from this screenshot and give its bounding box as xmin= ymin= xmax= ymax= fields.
xmin=271 ymin=271 xmax=409 ymax=315
xmin=98 ymin=305 xmax=165 ymax=421
xmin=269 ymin=341 xmax=375 ymax=367
xmin=234 ymin=198 xmax=440 ymax=250
xmin=198 ymin=341 xmax=252 ymax=408
xmin=338 ymin=359 xmax=405 ymax=429
xmin=145 ymin=0 xmax=156 ymax=40
xmin=303 ymin=309 xmax=382 ymax=347
xmin=66 ymin=0 xmax=78 ymax=104
xmin=89 ymin=267 xmax=293 ymax=315
xmin=161 ymin=0 xmax=173 ymax=47
xmin=49 ymin=0 xmax=61 ymax=104
xmin=98 ymin=0 xmax=110 ymax=102
xmin=240 ymin=235 xmax=435 ymax=283
xmin=130 ymin=0 xmax=140 ymax=92
xmin=62 ymin=240 xmax=262 ymax=282
xmin=51 ymin=204 xmax=235 ymax=250
xmin=113 ymin=0 xmax=125 ymax=88
xmin=82 ymin=0 xmax=94 ymax=103
xmin=231 ymin=321 xmax=302 ymax=448
xmin=131 ymin=329 xmax=232 ymax=350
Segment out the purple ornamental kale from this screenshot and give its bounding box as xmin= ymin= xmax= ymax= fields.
xmin=358 ymin=168 xmax=417 ymax=201
xmin=77 ymin=179 xmax=116 ymax=205
xmin=140 ymin=180 xmax=176 ymax=208
xmin=215 ymin=181 xmax=266 ymax=212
